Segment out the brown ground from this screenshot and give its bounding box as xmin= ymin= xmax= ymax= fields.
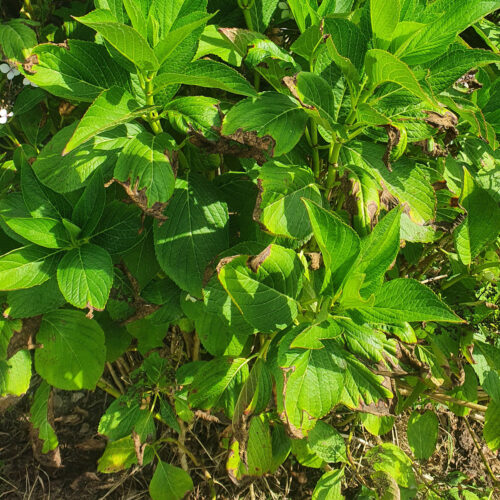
xmin=1 ymin=386 xmax=498 ymax=499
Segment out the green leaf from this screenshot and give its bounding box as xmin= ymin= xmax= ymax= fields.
xmin=342 ymin=142 xmax=436 ymax=225
xmin=19 ymin=149 xmax=71 ymax=220
xmin=72 ymin=168 xmax=105 ymax=237
xmin=98 ymin=436 xmax=153 ymax=473
xmin=149 ymin=461 xmax=193 ymax=500
xmin=348 ymin=279 xmax=463 ymax=324
xmin=365 ymin=49 xmax=434 ymax=105
xmin=153 ymin=11 xmax=213 ymax=65
xmin=425 ymin=44 xmax=500 ymax=94
xmin=221 ymin=92 xmax=308 ymax=158
xmin=308 ymin=421 xmax=347 ymax=463
xmin=371 ymin=0 xmax=400 ymax=48
xmin=277 ymin=343 xmax=344 ymax=434
xmin=360 ymin=413 xmax=395 ymax=436
xmin=57 ymin=244 xmax=113 ymax=310
xmin=154 ymin=174 xmax=229 ymax=297
xmin=290 ymin=24 xmax=322 ymax=61
xmin=75 ymin=9 xmax=159 ymax=71
xmin=189 ymin=357 xmax=249 ymax=417
xmin=303 ymin=199 xmax=360 ymax=294
xmin=7 ymin=277 xmax=65 ymax=318
xmin=33 ymin=122 xmax=140 ymax=193
xmin=115 ymin=131 xmax=176 ymax=208
xmin=195 ymin=24 xmax=242 ymax=66
xmin=312 ymin=469 xmax=344 ymax=500
xmin=153 ymin=59 xmax=256 ymax=97
xmin=217 ymin=245 xmax=303 ymax=333
xmin=123 ymin=0 xmax=147 ymax=35
xmin=4 ymin=217 xmax=70 ymax=249
xmin=256 ymin=161 xmax=322 ymax=240
xmin=163 ymin=96 xmax=221 ymax=141
xmin=98 ymin=392 xmax=156 ymax=442
xmin=366 ymin=443 xmax=417 ymax=490
xmin=351 ymin=207 xmax=402 ymax=297
xmin=30 ymin=382 xmax=59 ymax=453
xmin=407 ymin=410 xmax=438 ymax=459
xmin=248 ymin=0 xmax=280 ymax=33
xmin=484 ymin=400 xmax=500 ymax=452
xmin=454 ymin=167 xmax=500 ymax=265
xmin=294 ymin=72 xmax=338 ymax=132
xmin=0 ymin=19 xmax=37 ymax=60
xmin=0 ymin=245 xmax=60 ymax=291
xmin=0 ymin=350 xmax=32 ymax=396
xmin=35 ymin=310 xmax=106 ymax=390
xmin=63 ymin=87 xmax=147 ymax=154
xmin=0 ymin=317 xmax=21 ymax=360
xmin=92 ymin=201 xmax=142 ymax=254
xmin=400 ymin=0 xmax=500 ymax=65
xmin=25 ymin=40 xmax=131 ymax=102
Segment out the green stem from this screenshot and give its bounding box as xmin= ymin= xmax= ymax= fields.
xmin=326 ymin=140 xmax=342 ymax=190
xmin=145 ymin=75 xmax=163 ymax=135
xmin=310 ymin=120 xmax=320 ymax=178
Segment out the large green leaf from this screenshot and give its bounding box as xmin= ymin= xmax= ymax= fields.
xmin=217 ymin=245 xmax=303 ymax=333
xmin=153 ymin=59 xmax=256 ymax=97
xmin=35 ymin=310 xmax=106 ymax=390
xmin=0 ymin=246 xmax=60 ymax=291
xmin=98 ymin=392 xmax=156 ymax=441
xmin=26 ymin=40 xmax=131 ymax=102
xmin=484 ymin=400 xmax=500 ymax=452
xmin=72 ymin=168 xmax=105 ymax=237
xmin=57 ymin=244 xmax=113 ymax=310
xmin=189 ymin=357 xmax=249 ymax=416
xmin=149 ymin=461 xmax=193 ymax=500
xmin=294 ymin=72 xmax=338 ymax=132
xmin=163 ymin=96 xmax=221 ymax=141
xmin=75 ymin=9 xmax=159 ymax=71
xmin=454 ymin=167 xmax=500 ymax=265
xmin=63 ymin=87 xmax=147 ymax=154
xmin=30 ymin=382 xmax=59 ymax=453
xmin=33 ymin=122 xmax=140 ymax=193
xmin=351 ymin=207 xmax=402 ymax=297
xmin=92 ymin=201 xmax=143 ymax=254
xmin=154 ymin=174 xmax=228 ymax=297
xmin=221 ymin=92 xmax=308 ymax=158
xmin=97 ymin=436 xmax=154 ymax=473
xmin=312 ymin=469 xmax=344 ymax=500
xmin=303 ymin=199 xmax=360 ymax=294
xmin=348 ymin=279 xmax=462 ymax=324
xmin=256 ymin=161 xmax=322 ymax=240
xmin=114 ymin=131 xmax=176 ymax=208
xmin=407 ymin=410 xmax=438 ymax=459
xmin=0 ymin=19 xmax=37 ymax=60
xmin=342 ymin=142 xmax=436 ymax=225
xmin=425 ymin=44 xmax=500 ymax=94
xmin=400 ymin=0 xmax=500 ymax=65
xmin=153 ymin=11 xmax=213 ymax=66
xmin=370 ymin=0 xmax=400 ymax=48
xmin=308 ymin=421 xmax=346 ymax=463
xmin=365 ymin=49 xmax=434 ymax=105
xmin=4 ymin=217 xmax=70 ymax=249
xmin=0 ymin=350 xmax=32 ymax=396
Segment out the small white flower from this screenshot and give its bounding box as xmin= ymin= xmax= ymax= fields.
xmin=0 ymin=108 xmax=13 ymax=125
xmin=0 ymin=62 xmax=21 ymax=80
xmin=22 ymin=77 xmax=38 ymax=87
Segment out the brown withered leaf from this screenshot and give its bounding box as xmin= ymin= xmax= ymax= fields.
xmin=247 ymin=245 xmax=272 ymax=272
xmin=415 ymin=139 xmax=448 ymax=157
xmin=282 ymin=75 xmax=314 ymax=109
xmin=59 ymin=101 xmax=76 ymax=117
xmin=189 ymin=129 xmax=275 ymax=165
xmin=7 ymin=316 xmax=42 ymax=359
xmin=381 ymin=124 xmax=400 ymax=172
xmin=305 ymin=252 xmax=323 ymax=271
xmin=115 ymin=179 xmax=168 ymax=222
xmin=456 ymin=70 xmax=483 ymax=93
xmin=22 ymin=54 xmax=39 ymax=73
xmin=424 ymin=110 xmax=458 ymax=144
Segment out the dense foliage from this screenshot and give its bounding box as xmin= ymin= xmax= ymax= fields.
xmin=1 ymin=0 xmax=499 ymax=498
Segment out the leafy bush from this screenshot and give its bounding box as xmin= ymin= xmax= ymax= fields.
xmin=1 ymin=0 xmax=499 ymax=498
